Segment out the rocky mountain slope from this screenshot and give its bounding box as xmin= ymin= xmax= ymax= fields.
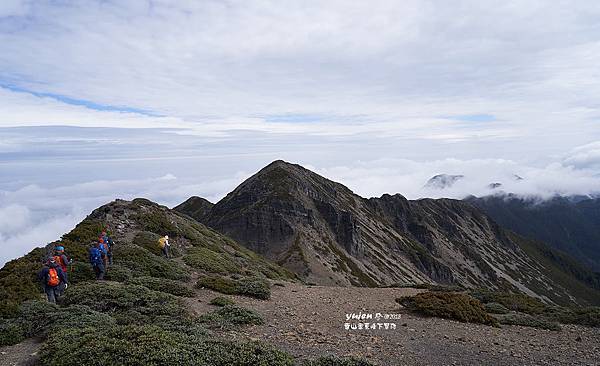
xmin=176 ymin=160 xmax=600 ymax=305
xmin=466 ymin=194 xmax=600 ymax=271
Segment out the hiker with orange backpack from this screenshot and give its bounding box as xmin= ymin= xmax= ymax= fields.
xmin=89 ymin=241 xmax=106 ymax=280
xmin=38 ymin=257 xmax=68 ymax=304
xmin=53 ymin=245 xmax=72 ymax=296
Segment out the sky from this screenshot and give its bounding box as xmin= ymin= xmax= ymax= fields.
xmin=1 ymin=0 xmax=600 ymax=265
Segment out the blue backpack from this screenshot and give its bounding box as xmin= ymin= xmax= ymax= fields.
xmin=90 ymin=247 xmax=103 ymax=265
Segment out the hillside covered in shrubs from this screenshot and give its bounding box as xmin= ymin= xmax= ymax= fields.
xmin=0 ymin=198 xmax=316 ymax=365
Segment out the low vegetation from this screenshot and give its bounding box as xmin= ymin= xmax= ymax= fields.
xmin=209 ymin=296 xmax=235 ymax=307
xmin=39 ymin=324 xmax=294 ymax=366
xmin=128 ymin=276 xmax=195 ymax=297
xmin=196 ymin=275 xmax=271 ymax=300
xmin=396 ymin=292 xmax=499 ymax=327
xmin=113 ymin=245 xmax=190 ymax=281
xmin=496 ymin=312 xmax=561 ymax=331
xmin=470 ymin=289 xmax=547 ymax=314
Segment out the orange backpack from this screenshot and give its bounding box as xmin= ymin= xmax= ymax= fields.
xmin=47 ymin=268 xmax=60 ymax=287
xmin=53 ymin=255 xmax=67 ymax=272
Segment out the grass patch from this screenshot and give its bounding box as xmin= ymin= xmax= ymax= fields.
xmin=128 ymin=276 xmax=194 ymax=297
xmin=198 ymin=305 xmax=264 ymax=328
xmin=397 ymin=292 xmax=499 ymax=327
xmin=209 ymin=296 xmax=235 ymax=307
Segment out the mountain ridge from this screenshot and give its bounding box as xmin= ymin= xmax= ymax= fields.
xmin=176 ymin=160 xmax=600 ymax=305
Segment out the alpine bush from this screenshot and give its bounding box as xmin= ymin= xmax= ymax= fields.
xmin=196 ymin=275 xmax=238 ymax=294
xmin=113 ymin=245 xmax=190 ymax=281
xmin=484 ymin=302 xmax=510 ymax=314
xmin=397 ymin=292 xmax=499 ymax=326
xmin=497 ymin=312 xmax=561 ymax=331
xmin=0 ymin=318 xmax=26 ymax=346
xmin=236 ymin=277 xmax=271 ymax=300
xmin=62 ymin=282 xmax=185 ymax=324
xmin=183 ymin=247 xmax=240 ymax=274
xmin=209 ymin=296 xmax=235 ymax=307
xmin=39 ymin=324 xmax=294 ymax=366
xmin=470 ymin=290 xmax=547 ymax=315
xmin=128 ymin=276 xmax=194 ymax=297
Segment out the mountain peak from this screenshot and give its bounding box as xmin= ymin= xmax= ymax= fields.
xmin=424 ymin=174 xmax=465 ymax=189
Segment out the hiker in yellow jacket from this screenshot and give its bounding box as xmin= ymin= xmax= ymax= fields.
xmin=159 ymin=235 xmax=170 ymax=258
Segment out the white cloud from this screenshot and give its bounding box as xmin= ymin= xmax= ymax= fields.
xmin=0 ymin=172 xmax=249 ymax=266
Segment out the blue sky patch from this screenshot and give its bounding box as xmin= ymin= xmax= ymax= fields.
xmin=1 ymin=83 xmax=160 ymax=116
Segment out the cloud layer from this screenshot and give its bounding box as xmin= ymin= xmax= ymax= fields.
xmin=1 ymin=1 xmax=600 ymax=265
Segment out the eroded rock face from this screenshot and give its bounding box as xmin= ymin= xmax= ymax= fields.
xmin=178 ymin=160 xmax=600 ymax=305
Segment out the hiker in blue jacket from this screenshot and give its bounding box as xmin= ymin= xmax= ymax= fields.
xmin=38 ymin=257 xmax=68 ymax=304
xmin=89 ymin=242 xmax=106 ymax=280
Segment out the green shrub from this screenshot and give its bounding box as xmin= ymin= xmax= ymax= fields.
xmin=135 ymin=210 xmax=178 ymax=237
xmin=209 ymin=296 xmax=235 ymax=307
xmin=543 ymin=306 xmax=600 ymax=327
xmin=236 ymin=277 xmax=271 ymax=300
xmin=105 ymin=264 xmax=134 ymax=282
xmin=47 ymin=305 xmax=116 ymax=333
xmin=132 ymin=231 xmax=163 ymax=256
xmin=484 ymin=302 xmax=510 ymax=314
xmin=497 ymin=312 xmax=561 ymax=331
xmin=63 ymin=282 xmax=185 ymax=324
xmin=128 ymin=276 xmax=194 ymax=297
xmin=114 ymin=245 xmax=189 ymax=281
xmin=196 ymin=275 xmax=238 ymax=295
xmin=397 ymin=292 xmax=499 ymax=326
xmin=0 ymin=318 xmax=26 ymax=346
xmin=60 ymin=219 xmax=106 ymax=261
xmin=68 ymin=261 xmax=96 ymax=283
xmin=470 ymin=290 xmax=547 ymax=315
xmin=39 ymin=324 xmax=293 ymax=366
xmin=198 ymin=305 xmax=264 ymax=328
xmin=0 ymin=248 xmax=47 ymax=318
xmin=183 ymin=247 xmax=240 ymax=274
xmin=196 ymin=276 xmax=271 ymax=300
xmin=302 ymin=356 xmax=375 ymax=366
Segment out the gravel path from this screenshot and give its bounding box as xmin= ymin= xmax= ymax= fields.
xmin=0 ymin=338 xmax=41 ymax=366
xmin=187 ymin=282 xmax=600 ymax=366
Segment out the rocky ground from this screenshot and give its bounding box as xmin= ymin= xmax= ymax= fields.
xmin=188 ymin=282 xmax=600 ymax=366
xmin=3 ymin=282 xmax=599 ymax=366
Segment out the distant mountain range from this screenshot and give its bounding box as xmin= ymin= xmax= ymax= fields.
xmin=466 ymin=194 xmax=600 ymax=271
xmin=176 ymin=160 xmax=600 ymax=305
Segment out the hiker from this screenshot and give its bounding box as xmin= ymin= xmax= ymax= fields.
xmin=158 ymin=235 xmax=170 ymax=258
xmin=98 ymin=237 xmax=110 ymax=269
xmin=104 ymin=231 xmax=115 ymax=265
xmin=53 ymin=245 xmax=71 ymax=295
xmin=89 ymin=242 xmax=106 ymax=280
xmin=38 ymin=257 xmax=68 ymax=304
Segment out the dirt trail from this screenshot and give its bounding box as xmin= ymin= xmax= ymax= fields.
xmin=188 ymin=282 xmax=600 ymax=366
xmin=0 ymin=338 xmax=41 ymax=366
